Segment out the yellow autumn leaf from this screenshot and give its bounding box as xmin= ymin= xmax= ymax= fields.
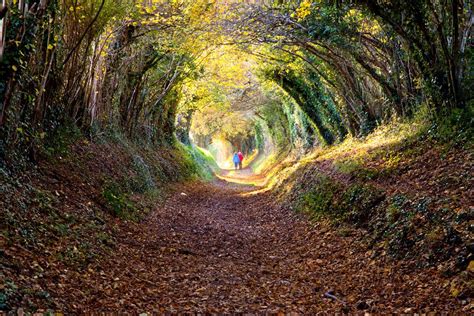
xmin=468 ymin=260 xmax=474 ymax=272
xmin=295 ymin=0 xmax=312 ymax=21
xmin=12 ymin=65 xmax=18 ymax=71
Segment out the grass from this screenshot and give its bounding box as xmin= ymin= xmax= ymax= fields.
xmin=259 ymin=114 xmax=431 ymax=194
xmin=317 ymin=119 xmax=425 ymax=162
xmin=181 ymin=143 xmax=219 ymax=180
xmin=245 ymin=119 xmax=425 ymax=197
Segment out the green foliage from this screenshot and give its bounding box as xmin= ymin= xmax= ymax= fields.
xmin=335 ymin=158 xmax=385 ymax=180
xmin=129 ymin=155 xmax=156 ymax=194
xmin=178 ymin=143 xmax=218 ymax=181
xmin=386 ymin=195 xmax=408 ymax=223
xmin=297 ymin=176 xmax=339 ymax=220
xmin=427 ymin=106 xmax=474 ymax=146
xmin=0 ymin=0 xmax=225 ymax=166
xmin=2 ymin=0 xmax=472 ymax=171
xmin=297 ymin=174 xmax=384 ymax=226
xmin=0 ymin=280 xmax=18 ymax=310
xmin=339 ymin=184 xmax=385 ymax=224
xmin=263 ymin=65 xmax=347 ymax=145
xmin=102 ymin=182 xmax=137 ymax=220
xmin=254 ymin=122 xmax=265 ymax=150
xmin=260 ymin=102 xmax=292 ymax=150
xmin=334 ymin=159 xmax=361 ymax=174
xmin=43 ymin=123 xmax=82 ymax=157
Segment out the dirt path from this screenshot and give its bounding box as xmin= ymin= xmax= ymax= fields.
xmin=55 ymin=178 xmax=460 ymax=313
xmin=217 ymin=167 xmax=268 ymax=187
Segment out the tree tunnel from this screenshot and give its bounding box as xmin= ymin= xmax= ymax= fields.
xmin=173 ymin=45 xmax=323 ymax=173
xmin=1 ymin=0 xmax=470 ymax=170
xmin=1 ymin=1 xmax=472 ymax=312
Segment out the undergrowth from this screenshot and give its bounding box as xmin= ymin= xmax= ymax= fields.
xmin=1 ymin=123 xmax=222 ymax=310
xmin=296 ymin=176 xmax=384 ymax=226
xmin=102 ymin=182 xmax=139 ymax=220
xmin=278 ymin=106 xmax=473 ymax=298
xmin=43 ymin=122 xmax=82 ymax=158
xmin=178 ymin=143 xmax=218 ymax=181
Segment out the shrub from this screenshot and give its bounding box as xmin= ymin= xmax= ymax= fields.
xmin=129 ymin=154 xmax=156 ymax=193
xmin=296 ymin=176 xmax=340 ymax=221
xmin=339 ymin=184 xmax=385 ymax=225
xmin=102 ymin=183 xmax=137 ymax=220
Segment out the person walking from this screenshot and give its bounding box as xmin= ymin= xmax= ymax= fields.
xmin=233 ymin=152 xmax=240 ymax=170
xmin=237 ymin=151 xmax=244 ymax=170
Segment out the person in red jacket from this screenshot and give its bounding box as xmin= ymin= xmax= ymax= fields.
xmin=237 ymin=151 xmax=244 ymax=170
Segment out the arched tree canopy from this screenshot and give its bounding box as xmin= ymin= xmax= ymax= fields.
xmin=0 ymin=0 xmax=472 ymax=163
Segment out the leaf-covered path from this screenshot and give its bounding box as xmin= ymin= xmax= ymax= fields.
xmin=57 ymin=178 xmax=459 ymax=313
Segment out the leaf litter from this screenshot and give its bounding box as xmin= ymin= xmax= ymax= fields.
xmin=41 ymin=179 xmax=463 ymax=313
